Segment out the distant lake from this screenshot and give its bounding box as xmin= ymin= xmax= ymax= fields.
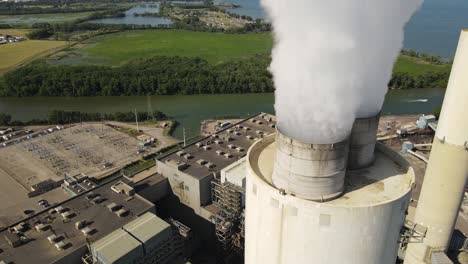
xmin=90 ymin=3 xmax=172 ymax=26
xmin=220 ymin=0 xmax=468 ymax=58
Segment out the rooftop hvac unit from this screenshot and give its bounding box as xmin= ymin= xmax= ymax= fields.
xmin=228 ymin=144 xmax=236 ymax=149
xmin=214 ymin=140 xmax=223 ymax=145
xmin=92 ymin=196 xmax=104 ymax=204
xmin=234 ymin=132 xmax=242 ymax=136
xmin=251 ymin=119 xmax=257 ymax=123
xmin=55 ymin=241 xmax=67 ymax=251
xmin=115 ymin=209 xmax=128 ymax=217
xmin=176 ymin=151 xmax=186 ymax=157
xmin=106 ymin=203 xmax=120 ymax=212
xmin=61 ymin=211 xmax=74 ymax=220
xmin=75 ymin=220 xmax=86 ymax=230
xmin=13 ymin=223 xmax=25 ymax=232
xmin=197 ymin=159 xmax=207 ymax=165
xmin=224 ymin=153 xmax=233 ymax=159
xmin=205 ymin=162 xmax=215 ymax=169
xmin=236 ymin=147 xmax=245 ymax=152
xmin=81 ymin=227 xmax=95 ymax=235
xmin=243 ymin=127 xmax=251 ymax=131
xmin=184 ymin=154 xmax=194 ymax=160
xmin=258 ymin=121 xmax=264 ymax=125
xmin=246 ymin=135 xmax=254 ymax=140
xmin=47 ymin=234 xmax=61 ymax=243
xmin=55 ymin=206 xmax=66 ymax=213
xmin=236 ymin=125 xmax=244 ymax=129
xmin=269 ymin=124 xmax=276 ymax=128
xmin=202 ymin=146 xmax=211 ymax=151
xmin=195 ymin=142 xmax=204 ymax=148
xmin=216 ymin=150 xmax=225 ymax=156
xmin=35 ymin=224 xmax=49 ymax=232
xmin=256 ymin=130 xmax=264 ymax=135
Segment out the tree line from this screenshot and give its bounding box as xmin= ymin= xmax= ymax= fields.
xmin=0 ymin=54 xmax=450 ymax=97
xmin=0 ymin=110 xmax=168 ymax=126
xmin=1 ymin=56 xmax=274 ymax=97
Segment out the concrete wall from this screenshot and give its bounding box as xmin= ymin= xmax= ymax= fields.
xmin=156 ymin=160 xmax=211 ymax=215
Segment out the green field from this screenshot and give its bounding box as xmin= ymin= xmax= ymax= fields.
xmin=0 ymin=11 xmax=95 ymax=26
xmin=393 ymin=55 xmax=451 ymax=76
xmin=55 ymin=29 xmax=449 ymax=77
xmin=63 ymin=30 xmax=273 ymax=65
xmin=0 ymin=35 xmax=69 ymax=74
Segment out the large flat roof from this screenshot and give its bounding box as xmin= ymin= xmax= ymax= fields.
xmin=249 ymin=134 xmax=415 ymax=207
xmin=92 ymin=228 xmax=143 ymax=264
xmin=160 ymin=113 xmax=276 ymax=180
xmin=0 ymin=179 xmax=154 ymax=264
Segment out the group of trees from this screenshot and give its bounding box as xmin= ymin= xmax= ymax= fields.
xmin=1 ymin=55 xmax=273 ymax=97
xmin=0 ymin=53 xmax=449 ymax=97
xmin=0 ymin=110 xmax=168 ymax=126
xmin=389 ymin=71 xmax=450 ymax=90
xmin=401 ymin=49 xmax=446 ymax=64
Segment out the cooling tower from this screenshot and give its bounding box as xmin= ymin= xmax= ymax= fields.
xmin=272 ymin=129 xmax=349 ymax=201
xmin=245 ymin=133 xmax=415 ymax=264
xmin=404 ymin=30 xmax=468 ymax=264
xmin=348 ymin=114 xmax=380 ymax=170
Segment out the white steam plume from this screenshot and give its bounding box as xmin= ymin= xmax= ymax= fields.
xmin=261 ymin=0 xmax=423 ymax=143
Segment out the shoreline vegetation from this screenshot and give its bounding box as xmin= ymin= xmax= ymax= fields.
xmin=0 ymin=110 xmax=169 ymax=126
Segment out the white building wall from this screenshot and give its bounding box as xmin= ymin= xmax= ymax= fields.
xmin=245 ymin=163 xmax=411 ymax=264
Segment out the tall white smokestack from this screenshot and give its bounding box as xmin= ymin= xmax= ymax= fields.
xmin=404 ymin=30 xmax=468 ymax=264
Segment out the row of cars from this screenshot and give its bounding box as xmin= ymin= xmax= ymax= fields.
xmin=0 ymin=125 xmax=65 ymax=148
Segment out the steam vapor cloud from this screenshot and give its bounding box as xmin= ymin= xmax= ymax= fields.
xmin=261 ymin=0 xmax=423 ymax=143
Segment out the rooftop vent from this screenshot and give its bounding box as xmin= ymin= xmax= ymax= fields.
xmin=251 ymin=119 xmax=257 ymax=123
xmin=246 ymin=135 xmax=254 ymax=140
xmin=269 ymin=124 xmax=276 ymax=128
xmin=176 ymin=151 xmax=186 ymax=157
xmin=35 ymin=224 xmax=49 ymax=232
xmin=106 ymin=203 xmax=120 ymax=212
xmin=47 ymin=234 xmax=61 ymax=243
xmin=236 ymin=147 xmax=245 ymax=152
xmin=116 ymin=209 xmax=128 ymax=217
xmin=216 ymin=150 xmax=225 ymax=156
xmin=81 ymin=227 xmax=95 ymax=235
xmin=195 ymin=142 xmax=204 ymax=148
xmin=228 ymin=144 xmax=236 ymax=149
xmin=184 ymin=154 xmax=194 ymax=160
xmin=243 ymin=127 xmax=251 ymax=131
xmin=202 ymin=146 xmax=211 ymax=151
xmin=214 ymin=140 xmax=223 ymax=145
xmin=224 ymin=153 xmax=233 ymax=159
xmin=61 ymin=211 xmax=74 ymax=220
xmin=55 ymin=241 xmax=68 ymax=251
xmin=75 ymin=220 xmax=86 ymax=230
xmin=205 ymin=162 xmax=215 ymax=169
xmin=197 ymin=159 xmax=207 ymax=165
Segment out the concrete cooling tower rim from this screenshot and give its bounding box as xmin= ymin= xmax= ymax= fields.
xmin=247 ymin=133 xmax=415 ymax=208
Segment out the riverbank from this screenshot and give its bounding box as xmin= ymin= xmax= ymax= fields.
xmin=0 ymin=88 xmax=446 ymax=140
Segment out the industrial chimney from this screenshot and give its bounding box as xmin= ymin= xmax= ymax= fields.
xmin=246 ymin=127 xmax=415 ymax=263
xmin=272 ymin=129 xmax=349 ymax=202
xmin=404 ymin=30 xmax=468 ymax=264
xmin=348 ymin=114 xmax=380 ymax=170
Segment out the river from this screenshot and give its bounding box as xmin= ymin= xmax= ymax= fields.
xmin=0 ymin=88 xmax=445 ymax=139
xmin=216 ymin=0 xmax=468 ymax=58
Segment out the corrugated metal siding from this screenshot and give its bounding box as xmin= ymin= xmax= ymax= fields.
xmin=431 ymin=252 xmax=453 ymax=264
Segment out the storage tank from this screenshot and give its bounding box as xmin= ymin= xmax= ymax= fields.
xmin=245 ymin=134 xmax=415 ymax=264
xmin=272 ymin=129 xmax=349 ymax=202
xmin=348 ymin=114 xmax=380 ymax=170
xmin=404 ymin=30 xmax=468 ymax=264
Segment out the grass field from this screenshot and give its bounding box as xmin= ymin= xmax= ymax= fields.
xmin=0 ymin=29 xmax=32 ymax=37
xmin=393 ymin=55 xmax=451 ymax=75
xmin=55 ymin=29 xmax=449 ymax=77
xmin=69 ymin=30 xmax=273 ymax=65
xmin=0 ymin=11 xmax=95 ymax=25
xmin=0 ymin=38 xmax=69 ymax=74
